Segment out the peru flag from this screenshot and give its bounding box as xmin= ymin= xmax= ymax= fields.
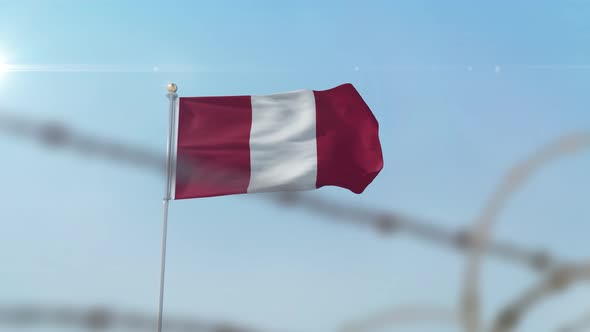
xmin=171 ymin=83 xmax=383 ymax=199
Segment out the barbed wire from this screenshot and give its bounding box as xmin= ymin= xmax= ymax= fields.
xmin=2 ymin=110 xmax=589 ymax=332
xmin=0 ymin=111 xmax=165 ymax=171
xmin=272 ymin=192 xmax=558 ymax=271
xmin=460 ymin=133 xmax=590 ymax=332
xmin=0 ymin=111 xmax=560 ymax=272
xmin=490 ymin=261 xmax=590 ymax=332
xmin=312 ymin=132 xmax=590 ymax=332
xmin=0 ymin=304 xmax=277 ymax=332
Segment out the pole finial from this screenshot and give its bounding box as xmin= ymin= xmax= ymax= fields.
xmin=167 ymin=83 xmax=178 ymax=93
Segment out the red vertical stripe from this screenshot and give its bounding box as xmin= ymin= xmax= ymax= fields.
xmin=314 ymin=84 xmax=383 ymax=194
xmin=174 ymin=96 xmax=252 ymax=199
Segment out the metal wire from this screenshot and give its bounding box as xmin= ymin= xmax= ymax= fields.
xmin=2 ymin=110 xmax=589 ymax=332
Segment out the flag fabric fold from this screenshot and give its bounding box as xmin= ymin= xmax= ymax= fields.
xmin=171 ymin=83 xmax=383 ymax=199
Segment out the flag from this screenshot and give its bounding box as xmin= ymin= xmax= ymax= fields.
xmin=171 ymin=83 xmax=383 ymax=199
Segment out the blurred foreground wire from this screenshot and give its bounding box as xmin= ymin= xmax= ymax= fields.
xmin=2 ymin=111 xmax=590 ymax=332
xmin=0 ymin=304 xmax=275 ymax=332
xmin=490 ymin=261 xmax=590 ymax=332
xmin=0 ymin=111 xmax=559 ymax=271
xmin=460 ymin=133 xmax=590 ymax=332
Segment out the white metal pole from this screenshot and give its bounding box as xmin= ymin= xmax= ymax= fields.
xmin=157 ymin=83 xmax=178 ymax=332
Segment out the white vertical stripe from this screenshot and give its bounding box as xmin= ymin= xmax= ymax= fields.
xmin=170 ymin=97 xmax=180 ymax=200
xmin=247 ymin=89 xmax=317 ymax=193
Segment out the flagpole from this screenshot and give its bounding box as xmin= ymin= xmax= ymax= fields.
xmin=157 ymin=83 xmax=178 ymax=332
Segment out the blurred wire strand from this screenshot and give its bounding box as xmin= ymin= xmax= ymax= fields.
xmin=0 ymin=111 xmax=560 ymax=272
xmin=460 ymin=133 xmax=590 ymax=332
xmin=490 ymin=261 xmax=590 ymax=332
xmin=0 ymin=304 xmax=276 ymax=332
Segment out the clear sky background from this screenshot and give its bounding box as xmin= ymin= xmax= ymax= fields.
xmin=1 ymin=1 xmax=590 ymax=332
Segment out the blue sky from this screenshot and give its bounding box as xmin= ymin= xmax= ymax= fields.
xmin=1 ymin=1 xmax=590 ymax=331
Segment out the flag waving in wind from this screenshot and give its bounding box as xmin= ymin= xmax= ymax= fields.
xmin=171 ymin=83 xmax=383 ymax=199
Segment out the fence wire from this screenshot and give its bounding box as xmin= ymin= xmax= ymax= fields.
xmin=1 ymin=111 xmax=589 ymax=332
